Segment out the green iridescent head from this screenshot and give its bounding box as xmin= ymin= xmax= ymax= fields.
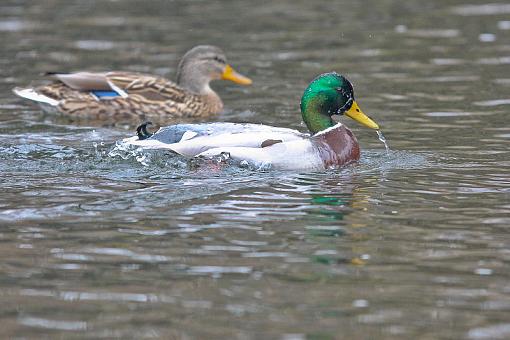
xmin=300 ymin=72 xmax=379 ymax=134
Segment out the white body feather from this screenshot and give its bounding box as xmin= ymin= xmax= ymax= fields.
xmin=197 ymin=139 xmax=323 ymax=170
xmin=123 ymin=122 xmax=329 ymax=170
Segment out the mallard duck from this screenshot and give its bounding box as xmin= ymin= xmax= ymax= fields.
xmin=124 ymin=72 xmax=379 ymax=171
xmin=12 ymin=45 xmax=252 ymax=122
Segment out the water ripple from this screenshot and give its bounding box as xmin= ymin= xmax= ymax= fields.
xmin=18 ymin=316 xmax=87 ymax=331
xmin=1 ymin=0 xmax=510 ymax=338
xmin=452 ymin=4 xmax=510 ymax=16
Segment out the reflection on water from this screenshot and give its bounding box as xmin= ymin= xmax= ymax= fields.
xmin=1 ymin=0 xmax=510 ymax=338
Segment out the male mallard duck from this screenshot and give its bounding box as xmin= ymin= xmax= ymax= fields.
xmin=12 ymin=45 xmax=252 ymax=122
xmin=124 ymin=72 xmax=379 ymax=171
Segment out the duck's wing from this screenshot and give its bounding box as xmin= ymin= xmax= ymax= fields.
xmin=106 ymin=72 xmax=188 ymax=102
xmin=124 ymin=122 xmax=307 ymax=157
xmin=46 ymin=71 xmax=187 ymax=101
xmin=48 ymin=72 xmax=112 ymax=91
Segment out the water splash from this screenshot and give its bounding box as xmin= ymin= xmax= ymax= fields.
xmin=107 ymin=141 xmax=154 ymax=166
xmin=376 ymin=130 xmax=390 ymax=154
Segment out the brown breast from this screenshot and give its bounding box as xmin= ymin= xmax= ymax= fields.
xmin=200 ymin=91 xmax=223 ymax=114
xmin=311 ymin=124 xmax=360 ymax=169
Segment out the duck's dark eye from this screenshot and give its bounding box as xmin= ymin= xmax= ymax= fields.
xmin=335 ymin=87 xmax=352 ymax=98
xmin=212 ymin=56 xmax=226 ymax=64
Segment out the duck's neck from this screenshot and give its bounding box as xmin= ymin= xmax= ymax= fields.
xmin=301 ymin=98 xmax=336 ymax=134
xmin=177 ymin=66 xmax=211 ymax=95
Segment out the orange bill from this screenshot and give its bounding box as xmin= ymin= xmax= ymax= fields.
xmin=221 ymin=64 xmax=252 ymax=85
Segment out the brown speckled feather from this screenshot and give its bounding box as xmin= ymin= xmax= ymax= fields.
xmin=37 ymin=71 xmax=222 ymax=121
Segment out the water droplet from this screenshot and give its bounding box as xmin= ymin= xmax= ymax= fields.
xmin=475 ymin=268 xmax=493 ymax=276
xmin=353 ymin=299 xmax=369 ymax=308
xmin=479 ymin=33 xmax=496 ymax=42
xmin=395 ymin=24 xmax=407 ymax=33
xmin=376 ymin=130 xmax=390 ymax=154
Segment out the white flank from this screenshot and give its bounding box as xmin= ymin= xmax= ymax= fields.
xmin=197 ymin=138 xmax=324 ymax=171
xmin=120 ymin=123 xmax=326 ymax=170
xmin=12 ymin=87 xmax=59 ymax=106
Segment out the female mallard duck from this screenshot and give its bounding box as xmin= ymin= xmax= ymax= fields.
xmin=12 ymin=45 xmax=252 ymax=121
xmin=124 ymin=72 xmax=379 ymax=171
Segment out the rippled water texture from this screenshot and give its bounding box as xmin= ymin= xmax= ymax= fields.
xmin=1 ymin=0 xmax=510 ymax=338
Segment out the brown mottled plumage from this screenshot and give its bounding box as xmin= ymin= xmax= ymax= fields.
xmin=38 ymin=72 xmax=223 ymax=120
xmin=13 ymin=45 xmax=252 ymax=123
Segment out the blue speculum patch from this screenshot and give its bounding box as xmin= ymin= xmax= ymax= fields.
xmin=91 ymin=90 xmax=120 ymax=98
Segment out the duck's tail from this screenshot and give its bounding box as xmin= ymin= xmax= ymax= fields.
xmin=136 ymin=121 xmax=154 ymax=140
xmin=12 ymin=87 xmax=59 ymax=106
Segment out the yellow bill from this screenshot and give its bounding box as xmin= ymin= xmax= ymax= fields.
xmin=345 ymin=101 xmax=379 ymax=129
xmin=221 ymin=64 xmax=252 ymax=85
